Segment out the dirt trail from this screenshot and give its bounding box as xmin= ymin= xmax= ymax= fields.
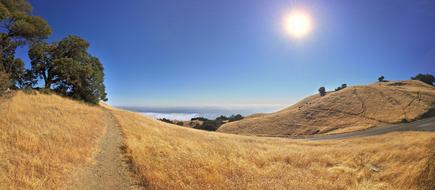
xmin=66 ymin=111 xmax=142 ymax=190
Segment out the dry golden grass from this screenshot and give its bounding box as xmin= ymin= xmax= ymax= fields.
xmin=219 ymin=80 xmax=435 ymax=136
xmin=110 ymin=108 xmax=435 ymax=190
xmin=0 ymin=91 xmax=107 ymax=189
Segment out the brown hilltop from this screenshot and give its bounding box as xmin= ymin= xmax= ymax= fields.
xmin=218 ymin=80 xmax=435 ymax=136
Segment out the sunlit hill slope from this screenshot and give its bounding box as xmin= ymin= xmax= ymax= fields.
xmin=218 ymin=80 xmax=435 ymax=136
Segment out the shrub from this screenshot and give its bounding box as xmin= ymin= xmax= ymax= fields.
xmin=0 ymin=71 xmax=11 ymax=95
xmin=318 ymin=87 xmax=326 ymax=96
xmin=411 ymin=73 xmax=435 ymax=86
xmin=159 ymin=118 xmax=173 ymax=124
xmin=378 ymin=76 xmax=385 ymax=82
xmin=22 ymin=87 xmax=36 ymax=95
xmin=38 ymin=88 xmax=52 ymax=95
xmin=193 ymin=120 xmax=222 ymax=131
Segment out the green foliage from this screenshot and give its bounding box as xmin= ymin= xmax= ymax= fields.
xmin=334 ymin=84 xmax=347 ymax=91
xmin=411 ymin=73 xmax=435 ymax=86
xmin=0 ymin=0 xmax=51 ymax=88
xmin=378 ymin=76 xmax=385 ymax=82
xmin=318 ymin=86 xmax=326 ymax=96
xmin=0 ymin=0 xmax=51 ymax=42
xmin=29 ymin=36 xmax=107 ymax=104
xmin=0 ymin=1 xmax=107 ymax=103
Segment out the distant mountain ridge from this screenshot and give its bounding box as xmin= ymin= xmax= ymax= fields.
xmin=218 ymin=80 xmax=435 ymax=136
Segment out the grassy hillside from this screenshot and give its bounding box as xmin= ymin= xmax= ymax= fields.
xmin=0 ymin=91 xmax=107 ymax=189
xmin=2 ymin=88 xmax=434 ymax=190
xmin=110 ymin=107 xmax=435 ymax=190
xmin=218 ymin=80 xmax=435 ymax=136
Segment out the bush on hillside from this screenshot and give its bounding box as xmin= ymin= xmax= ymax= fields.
xmin=335 ymin=84 xmax=347 ymax=91
xmin=378 ymin=76 xmax=385 ymax=82
xmin=411 ymin=73 xmax=435 ymax=86
xmin=318 ymin=87 xmax=326 ymax=96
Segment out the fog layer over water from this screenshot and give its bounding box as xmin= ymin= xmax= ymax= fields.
xmin=117 ymin=105 xmax=284 ymax=121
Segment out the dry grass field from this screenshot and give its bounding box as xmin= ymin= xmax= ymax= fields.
xmin=1 ymin=89 xmax=434 ymax=190
xmin=219 ymin=80 xmax=435 ymax=136
xmin=110 ymin=108 xmax=435 ymax=190
xmin=0 ymin=91 xmax=107 ymax=189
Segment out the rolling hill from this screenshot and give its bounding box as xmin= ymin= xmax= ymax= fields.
xmin=218 ymin=80 xmax=435 ymax=136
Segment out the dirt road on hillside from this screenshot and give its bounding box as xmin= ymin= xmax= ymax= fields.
xmin=304 ymin=116 xmax=435 ymax=141
xmin=66 ymin=111 xmax=143 ymax=190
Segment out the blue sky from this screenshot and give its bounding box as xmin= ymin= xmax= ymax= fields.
xmin=22 ymin=0 xmax=435 ymax=108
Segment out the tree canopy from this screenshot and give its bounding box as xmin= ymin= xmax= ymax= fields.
xmin=0 ymin=0 xmax=107 ymax=104
xmin=411 ymin=73 xmax=435 ymax=86
xmin=0 ymin=0 xmax=51 ymax=86
xmin=29 ymin=36 xmax=108 ymax=104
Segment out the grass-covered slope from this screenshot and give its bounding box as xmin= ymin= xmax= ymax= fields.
xmin=0 ymin=91 xmax=107 ymax=189
xmin=218 ymin=80 xmax=435 ymax=136
xmin=110 ymin=107 xmax=435 ymax=190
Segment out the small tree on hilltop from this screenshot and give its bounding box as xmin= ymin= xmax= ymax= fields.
xmin=378 ymin=76 xmax=385 ymax=82
xmin=318 ymin=87 xmax=326 ymax=96
xmin=411 ymin=73 xmax=435 ymax=86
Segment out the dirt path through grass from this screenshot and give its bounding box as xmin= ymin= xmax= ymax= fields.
xmin=66 ymin=111 xmax=142 ymax=190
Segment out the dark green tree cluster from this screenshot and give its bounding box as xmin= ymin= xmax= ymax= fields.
xmin=215 ymin=114 xmax=243 ymax=122
xmin=411 ymin=73 xmax=435 ymax=86
xmin=0 ymin=0 xmax=107 ymax=103
xmin=318 ymin=86 xmax=326 ymax=96
xmin=334 ymin=84 xmax=347 ymax=91
xmin=190 ymin=114 xmax=244 ymax=131
xmin=28 ymin=36 xmax=108 ymax=103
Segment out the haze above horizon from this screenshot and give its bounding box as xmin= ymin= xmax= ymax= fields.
xmin=20 ymin=0 xmax=435 ymax=108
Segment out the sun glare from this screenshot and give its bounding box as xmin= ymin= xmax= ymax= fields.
xmin=284 ymin=10 xmax=313 ymax=38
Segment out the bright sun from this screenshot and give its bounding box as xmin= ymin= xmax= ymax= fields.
xmin=284 ymin=10 xmax=313 ymax=38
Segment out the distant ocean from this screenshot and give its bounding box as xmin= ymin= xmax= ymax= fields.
xmin=117 ymin=105 xmax=284 ymax=121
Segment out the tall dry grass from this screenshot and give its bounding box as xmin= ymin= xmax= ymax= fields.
xmin=111 ymin=108 xmax=435 ymax=190
xmin=0 ymin=91 xmax=106 ymax=189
